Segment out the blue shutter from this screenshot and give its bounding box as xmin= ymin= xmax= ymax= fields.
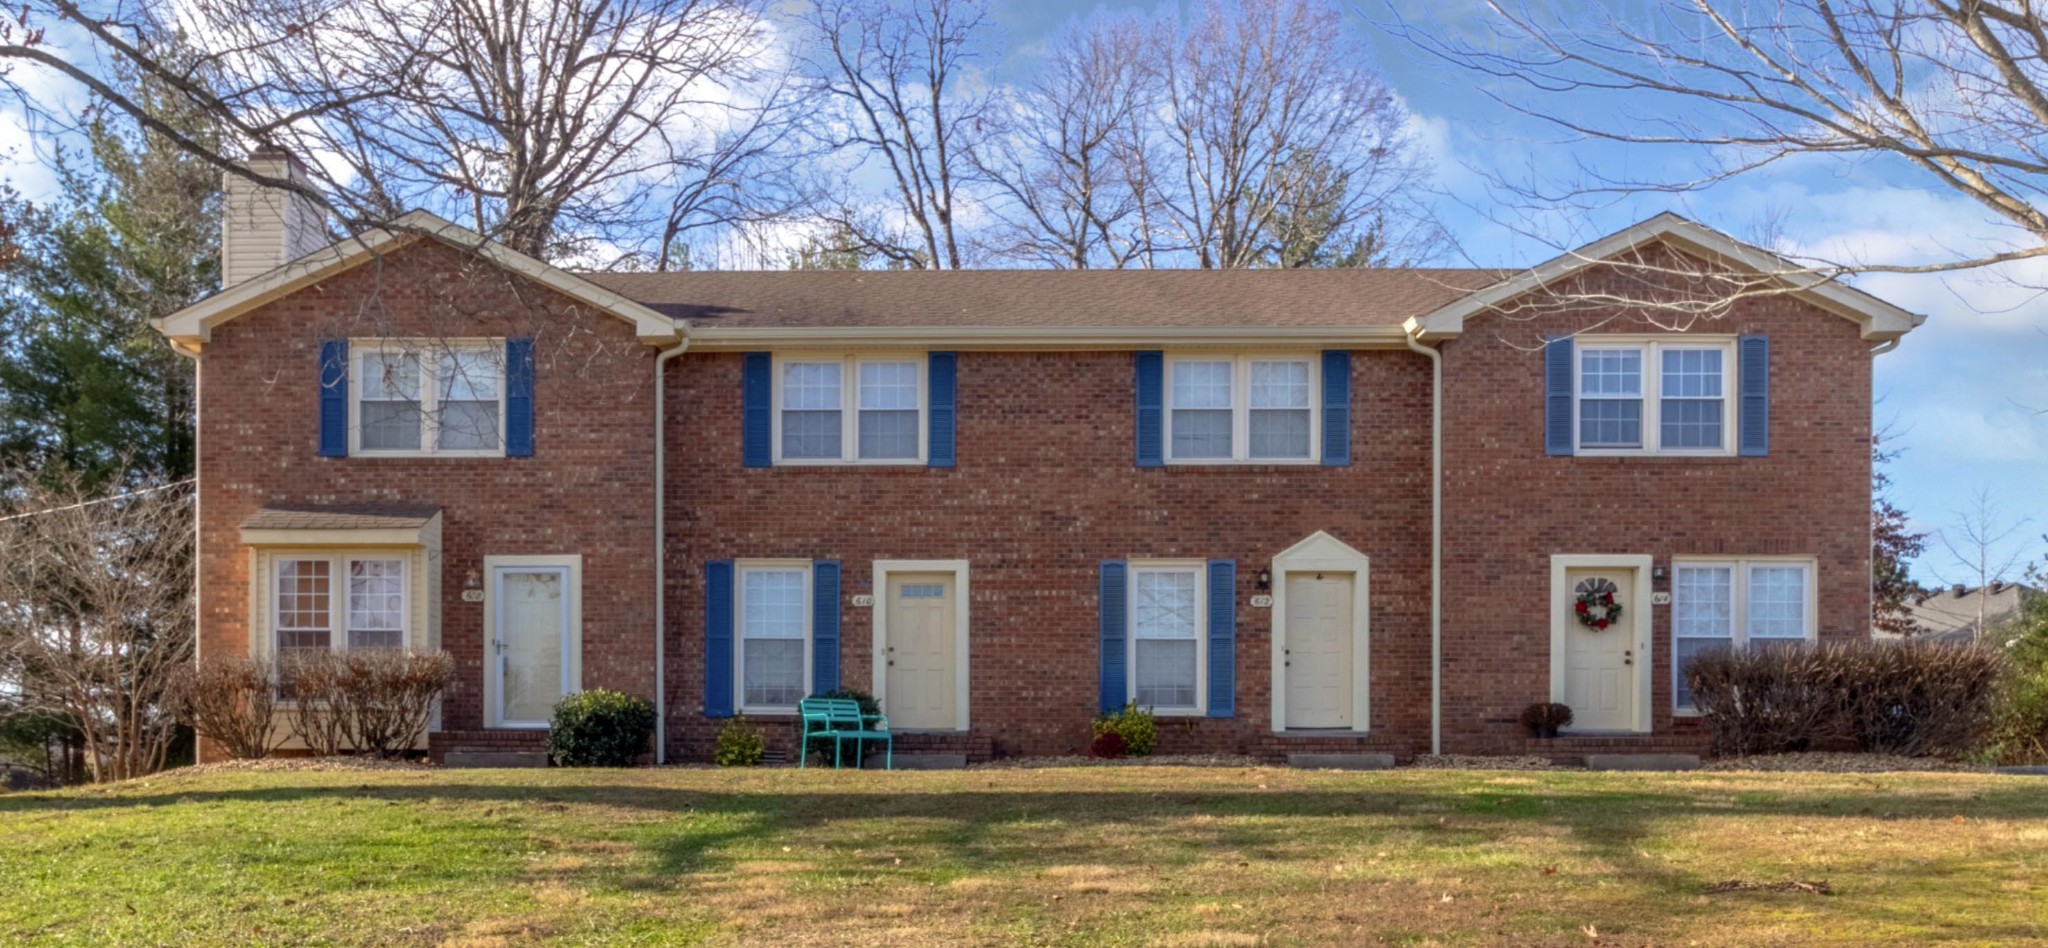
xmin=1739 ymin=335 xmax=1770 ymax=457
xmin=742 ymin=352 xmax=772 ymax=468
xmin=704 ymin=561 xmax=735 ymax=718
xmin=318 ymin=339 xmax=348 ymax=458
xmin=812 ymin=561 xmax=841 ymax=693
xmin=1544 ymin=336 xmax=1575 ymax=456
xmin=1321 ymin=350 xmax=1351 ymax=467
xmin=1207 ymin=560 xmax=1236 ymax=718
xmin=928 ymin=352 xmax=957 ymax=467
xmin=504 ymin=338 xmax=534 ymax=457
xmin=1099 ymin=561 xmax=1129 ymax=712
xmin=1135 ymin=351 xmax=1164 ymax=467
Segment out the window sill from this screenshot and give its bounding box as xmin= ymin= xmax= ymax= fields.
xmin=739 ymin=707 xmax=799 ymax=718
xmin=768 ymin=460 xmax=929 ymax=468
xmin=1163 ymin=458 xmax=1320 ymax=467
xmin=1145 ymin=707 xmax=1207 ymax=718
xmin=346 ymin=450 xmax=509 ymax=460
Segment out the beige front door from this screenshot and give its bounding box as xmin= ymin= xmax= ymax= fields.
xmin=1560 ymin=567 xmax=1637 ymax=731
xmin=884 ymin=573 xmax=958 ymax=730
xmin=1285 ymin=574 xmax=1354 ymax=728
xmin=495 ymin=567 xmax=569 ymax=727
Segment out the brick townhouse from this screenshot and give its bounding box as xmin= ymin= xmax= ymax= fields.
xmin=156 ymin=152 xmax=1922 ymax=764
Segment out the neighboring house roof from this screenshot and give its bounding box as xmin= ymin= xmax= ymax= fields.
xmin=1406 ymin=212 xmax=1924 ymax=343
xmin=153 ymin=211 xmax=680 ymax=348
xmin=1893 ymin=582 xmax=2043 ymax=644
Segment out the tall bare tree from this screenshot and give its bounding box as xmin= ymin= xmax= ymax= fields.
xmin=1394 ymin=0 xmax=2048 ymax=283
xmin=800 ymin=0 xmax=994 ymax=269
xmin=1935 ymin=488 xmax=2037 ymax=643
xmin=969 ymin=16 xmax=1158 ymax=268
xmin=0 ymin=466 xmax=193 ymax=782
xmin=4 ymin=0 xmax=788 ymax=264
xmin=1144 ymin=0 xmax=1436 ymax=269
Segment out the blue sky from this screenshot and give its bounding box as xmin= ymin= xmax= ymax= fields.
xmin=994 ymin=0 xmax=2046 ymax=585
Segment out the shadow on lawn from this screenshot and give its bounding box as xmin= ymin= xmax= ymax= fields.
xmin=4 ymin=775 xmax=2045 ymax=942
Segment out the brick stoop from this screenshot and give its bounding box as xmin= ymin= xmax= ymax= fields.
xmin=891 ymin=731 xmax=996 ymax=763
xmin=1518 ymin=731 xmax=1709 ymax=766
xmin=1251 ymin=732 xmax=1414 ymax=764
xmin=430 ymin=729 xmax=550 ymax=766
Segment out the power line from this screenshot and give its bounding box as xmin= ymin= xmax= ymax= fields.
xmin=0 ymin=479 xmax=196 ymax=524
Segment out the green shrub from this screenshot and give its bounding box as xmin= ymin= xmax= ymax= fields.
xmin=1989 ymin=595 xmax=2048 ymax=764
xmin=1686 ymin=640 xmax=2004 ymax=759
xmin=714 ymin=716 xmax=766 ymax=767
xmin=549 ymin=689 xmax=656 ymax=767
xmin=801 ymin=688 xmax=882 ymax=766
xmin=1091 ymin=701 xmax=1158 ymax=757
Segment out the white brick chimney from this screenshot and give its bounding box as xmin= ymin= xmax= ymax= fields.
xmin=221 ymin=147 xmax=328 ymax=288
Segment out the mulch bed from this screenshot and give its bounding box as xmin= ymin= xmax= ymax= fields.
xmin=1702 ymin=752 xmax=1988 ymax=773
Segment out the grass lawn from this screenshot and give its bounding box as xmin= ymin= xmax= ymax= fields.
xmin=2 ymin=765 xmax=2045 ymax=946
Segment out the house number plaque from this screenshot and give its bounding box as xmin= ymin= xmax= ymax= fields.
xmin=851 ymin=594 xmax=875 ymax=608
xmin=1650 ymin=592 xmax=1672 ymax=606
xmin=1249 ymin=595 xmax=1273 ymax=609
xmin=461 ymin=590 xmax=485 ymax=603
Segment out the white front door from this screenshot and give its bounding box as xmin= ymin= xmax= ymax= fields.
xmin=1559 ymin=566 xmax=1638 ymax=731
xmin=495 ymin=566 xmax=570 ymax=727
xmin=1285 ymin=574 xmax=1354 ymax=728
xmin=884 ymin=573 xmax=957 ymax=730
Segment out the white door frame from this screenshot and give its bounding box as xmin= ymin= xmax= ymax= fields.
xmin=1269 ymin=531 xmax=1372 ymax=734
xmin=871 ymin=559 xmax=971 ymax=732
xmin=1548 ymin=554 xmax=1654 ymax=734
xmin=483 ymin=554 xmax=584 ymax=729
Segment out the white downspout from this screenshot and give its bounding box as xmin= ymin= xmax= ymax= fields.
xmin=1404 ymin=329 xmax=1444 ymax=756
xmin=653 ymin=329 xmax=692 ymax=764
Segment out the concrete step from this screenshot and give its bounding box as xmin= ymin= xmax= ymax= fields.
xmin=443 ymin=750 xmax=550 ymax=768
xmin=1584 ymin=753 xmax=1701 ymax=771
xmin=1287 ymin=753 xmax=1395 ymax=770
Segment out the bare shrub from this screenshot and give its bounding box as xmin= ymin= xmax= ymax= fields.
xmin=1687 ymin=641 xmax=2005 ymax=759
xmin=168 ymin=655 xmax=281 ymax=760
xmin=1836 ymin=644 xmax=2004 ymax=758
xmin=284 ymin=649 xmax=453 ymax=758
xmin=344 ymin=650 xmax=455 ymax=759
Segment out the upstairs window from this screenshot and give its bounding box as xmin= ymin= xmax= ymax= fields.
xmin=1575 ymin=340 xmax=1733 ymax=455
xmin=1166 ymin=355 xmax=1317 ymax=463
xmin=774 ymin=354 xmax=926 ymax=464
xmin=1672 ymin=558 xmax=1815 ymax=711
xmin=352 ymin=343 xmax=504 ymax=456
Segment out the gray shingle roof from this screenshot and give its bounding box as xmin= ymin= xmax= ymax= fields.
xmin=583 ymin=268 xmax=1507 ymax=329
xmin=241 ymin=503 xmax=442 ymax=531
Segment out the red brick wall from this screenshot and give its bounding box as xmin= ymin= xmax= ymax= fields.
xmin=664 ymin=349 xmax=1436 ymax=761
xmin=195 ymin=241 xmax=659 ymax=759
xmin=1436 ymin=257 xmax=1873 ymax=754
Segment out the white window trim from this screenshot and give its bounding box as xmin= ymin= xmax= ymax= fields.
xmin=1572 ymin=336 xmax=1737 ymax=457
xmin=1126 ymin=559 xmax=1208 ymax=717
xmin=770 ymin=352 xmax=929 ymax=466
xmin=267 ymin=553 xmax=413 ymax=657
xmin=1164 ymin=352 xmax=1321 ymax=465
xmin=1670 ymin=555 xmax=1819 ymax=715
xmin=735 ymin=559 xmax=814 ymax=716
xmin=347 ymin=338 xmax=508 ymax=458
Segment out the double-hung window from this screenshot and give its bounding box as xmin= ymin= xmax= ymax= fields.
xmin=1166 ymin=354 xmax=1316 ymax=463
xmin=1575 ymin=340 xmax=1734 ymax=455
xmin=352 ymin=342 xmax=505 ymax=455
xmin=1672 ymin=558 xmax=1816 ymax=711
xmin=738 ymin=564 xmax=810 ymax=712
xmin=1129 ymin=563 xmax=1206 ymax=714
xmin=774 ymin=354 xmax=926 ymax=464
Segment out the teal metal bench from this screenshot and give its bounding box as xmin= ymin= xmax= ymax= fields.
xmin=797 ymin=697 xmax=892 ymax=770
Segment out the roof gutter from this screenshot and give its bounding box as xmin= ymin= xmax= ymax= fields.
xmin=652 ymin=327 xmax=693 ymax=764
xmin=1403 ymin=326 xmax=1445 ymax=757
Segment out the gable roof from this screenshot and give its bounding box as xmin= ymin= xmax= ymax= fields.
xmin=154 ymin=211 xmax=679 ymax=348
xmin=1406 ymin=213 xmax=1924 ymax=342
